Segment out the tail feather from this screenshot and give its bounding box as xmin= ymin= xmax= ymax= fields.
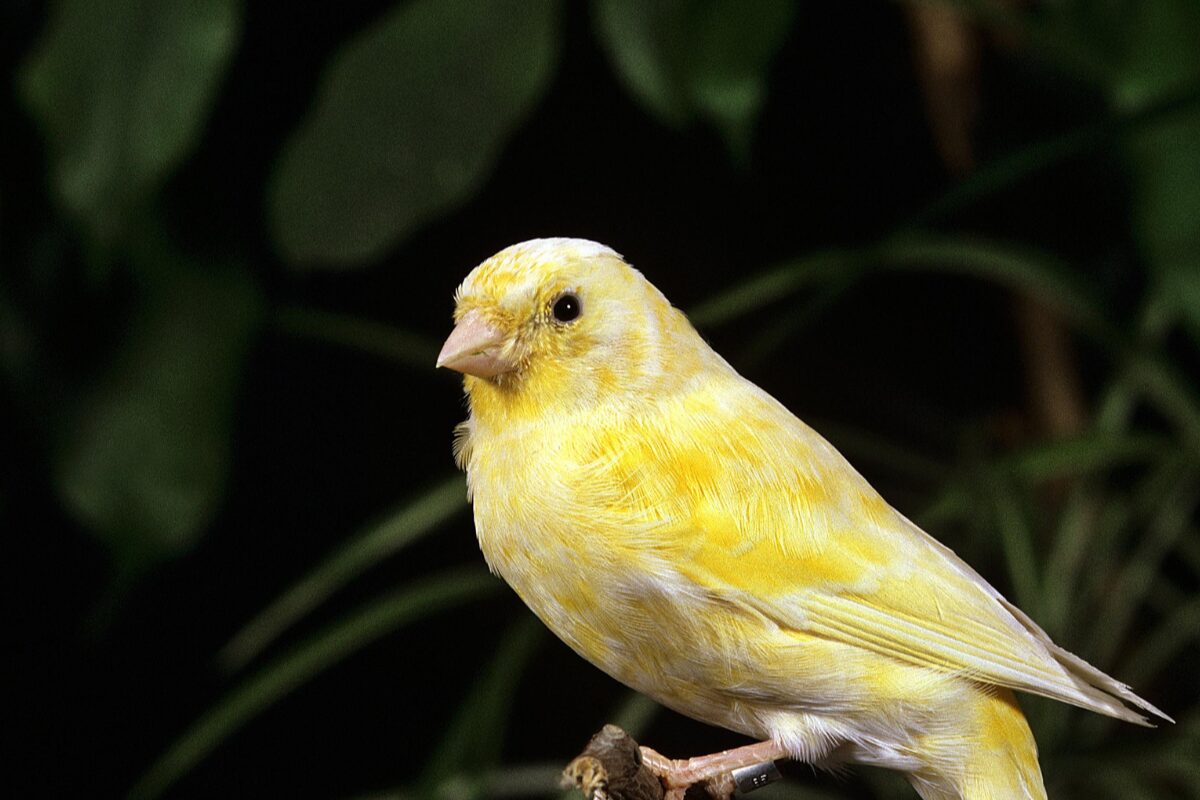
xmin=998 ymin=597 xmax=1174 ymax=726
xmin=914 ymin=517 xmax=1170 ymax=726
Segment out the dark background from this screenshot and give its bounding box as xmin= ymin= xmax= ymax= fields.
xmin=4 ymin=1 xmax=1199 ymax=798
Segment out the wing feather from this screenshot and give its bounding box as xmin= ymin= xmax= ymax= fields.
xmin=657 ymin=377 xmax=1170 ymax=727
xmin=798 ymin=589 xmax=1155 ymax=724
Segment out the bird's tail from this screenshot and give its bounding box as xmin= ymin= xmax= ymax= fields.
xmin=908 ymin=688 xmax=1047 ymax=800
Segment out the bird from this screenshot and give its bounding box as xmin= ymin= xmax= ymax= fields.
xmin=436 ymin=238 xmax=1169 ymax=800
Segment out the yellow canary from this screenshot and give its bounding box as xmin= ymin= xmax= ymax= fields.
xmin=437 ymin=239 xmax=1167 ymax=800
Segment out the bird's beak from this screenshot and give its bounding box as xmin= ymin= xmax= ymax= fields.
xmin=436 ymin=310 xmax=515 ymax=378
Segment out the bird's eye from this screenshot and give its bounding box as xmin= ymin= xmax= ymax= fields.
xmin=551 ymin=293 xmax=581 ymax=323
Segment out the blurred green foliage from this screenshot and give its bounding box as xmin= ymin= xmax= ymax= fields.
xmin=270 ymin=0 xmax=562 ymax=264
xmin=21 ymin=0 xmax=240 ymax=255
xmin=5 ymin=0 xmax=1200 ymax=798
xmin=593 ymin=0 xmax=796 ymax=159
xmin=54 ymin=244 xmax=258 ymax=570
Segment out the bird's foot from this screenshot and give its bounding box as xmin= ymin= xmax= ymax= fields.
xmin=562 ymin=754 xmax=611 ymax=800
xmin=638 ymin=740 xmax=788 ymax=800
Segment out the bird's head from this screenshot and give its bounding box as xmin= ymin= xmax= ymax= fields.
xmin=438 ymin=238 xmax=705 ymax=423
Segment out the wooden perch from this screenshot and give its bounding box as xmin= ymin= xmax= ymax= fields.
xmin=562 ymin=724 xmax=665 ymax=800
xmin=562 ymin=725 xmax=782 ymax=800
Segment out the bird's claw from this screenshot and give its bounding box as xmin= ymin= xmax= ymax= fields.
xmin=561 ymin=754 xmax=610 ymax=800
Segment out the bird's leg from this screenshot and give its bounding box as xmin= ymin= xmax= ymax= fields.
xmin=639 ymin=740 xmax=789 ymax=800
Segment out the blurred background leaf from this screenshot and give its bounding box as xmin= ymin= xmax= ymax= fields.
xmin=273 ymin=306 xmax=441 ymax=370
xmin=1116 ymin=2 xmax=1200 ymax=350
xmin=19 ymin=0 xmax=241 ymax=257
xmin=130 ymin=568 xmax=500 ymax=800
xmin=218 ymin=476 xmax=466 ymax=672
xmin=53 ymin=237 xmax=259 ymax=573
xmin=421 ymin=616 xmax=544 ymax=796
xmin=269 ymin=0 xmax=562 ymax=266
xmin=592 ymin=0 xmax=796 ymax=160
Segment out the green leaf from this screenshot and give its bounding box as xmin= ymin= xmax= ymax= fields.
xmin=998 ymin=432 xmax=1166 ymax=482
xmin=1127 ymin=108 xmax=1200 ymax=349
xmin=687 ymin=248 xmax=857 ymax=327
xmin=479 ymin=764 xmax=574 ymax=799
xmin=592 ymin=0 xmax=691 ymax=126
xmin=697 ymin=235 xmax=1200 ymax=454
xmin=1110 ymin=1 xmax=1200 ymax=111
xmin=270 ymin=0 xmax=562 ymax=266
xmin=903 ymin=81 xmax=1200 ymax=229
xmin=1104 ymin=1 xmax=1200 ymax=350
xmin=128 ymin=568 xmax=501 ymax=800
xmin=915 ymin=430 xmax=1164 ymax=532
xmin=218 ymin=476 xmax=468 ymax=672
xmin=1125 ymin=589 xmax=1200 ymax=688
xmin=691 ymin=236 xmax=1106 ymax=334
xmin=274 ymin=306 xmax=442 ymax=369
xmin=811 ymin=419 xmax=948 ymax=485
xmin=592 ymin=0 xmax=796 ymax=159
xmin=1039 ymin=485 xmax=1106 ymax=641
xmin=1164 ymin=268 xmax=1200 ymax=351
xmin=1039 ymin=308 xmax=1182 ymax=641
xmin=606 ymin=691 xmax=661 ymax=739
xmin=686 ymin=0 xmax=796 ymax=158
xmin=54 ymin=245 xmax=259 ymax=569
xmin=876 ymin=235 xmax=1200 ymax=454
xmin=352 ymin=764 xmax=570 ymax=800
xmin=19 ymin=0 xmax=240 ymax=251
xmin=423 ymin=616 xmax=544 ymax=791
xmin=980 ymin=471 xmax=1040 ymax=616
xmin=874 ymin=236 xmax=1107 ymax=333
xmin=1090 ymin=471 xmax=1198 ymax=669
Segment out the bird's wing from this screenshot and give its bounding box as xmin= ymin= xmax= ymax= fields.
xmin=640 ymin=378 xmax=1169 ymax=726
xmin=788 ymin=533 xmax=1168 ymax=726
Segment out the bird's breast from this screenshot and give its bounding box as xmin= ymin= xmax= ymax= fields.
xmin=465 ymin=427 xmax=699 ymax=682
xmin=461 ymin=416 xmax=859 ymax=740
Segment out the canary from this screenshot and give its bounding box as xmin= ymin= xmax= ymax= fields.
xmin=437 ymin=238 xmax=1168 ymax=800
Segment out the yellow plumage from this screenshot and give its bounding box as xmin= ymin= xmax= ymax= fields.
xmin=438 ymin=238 xmax=1168 ymax=800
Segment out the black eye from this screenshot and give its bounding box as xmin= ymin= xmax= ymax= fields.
xmin=552 ymin=293 xmax=581 ymax=323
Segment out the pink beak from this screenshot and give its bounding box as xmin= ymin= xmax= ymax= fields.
xmin=436 ymin=310 xmax=515 ymax=378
